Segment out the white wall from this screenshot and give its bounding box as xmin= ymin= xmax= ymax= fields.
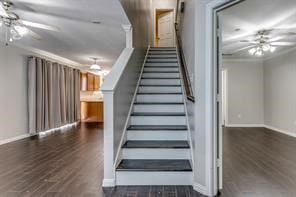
xmin=179 ymin=0 xmax=195 ymax=89
xmin=120 ymin=0 xmax=152 ymax=49
xmin=264 ymin=50 xmax=296 ymax=136
xmin=0 ymin=45 xmax=29 ymax=143
xmin=0 ymin=44 xmax=82 ymax=144
xmin=223 ymin=60 xmax=264 ymax=126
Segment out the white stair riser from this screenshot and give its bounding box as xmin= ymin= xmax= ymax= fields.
xmin=116 ymin=171 xmax=193 ymax=185
xmin=149 ymin=52 xmax=177 ymax=55
xmin=147 ymin=59 xmax=178 ymax=63
xmin=122 ymin=149 xmax=190 ymax=159
xmin=150 ymin=48 xmax=176 ymax=51
xmin=136 ymin=94 xmax=183 ymax=103
xmin=144 ymin=67 xmax=179 ymax=72
xmin=130 ymin=116 xmax=186 ymax=126
xmin=140 ymin=79 xmax=181 ymax=86
xmin=148 ymin=55 xmax=177 ymax=58
xmin=138 ymin=86 xmax=181 ymax=93
xmin=127 ymin=130 xmax=188 ymax=140
xmin=142 ymin=73 xmax=180 ymax=78
xmin=133 ymin=104 xmax=184 ymax=113
xmin=145 ymin=63 xmax=179 ymax=67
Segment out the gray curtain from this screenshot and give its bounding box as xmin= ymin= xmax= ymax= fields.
xmin=28 ymin=57 xmax=80 ymax=134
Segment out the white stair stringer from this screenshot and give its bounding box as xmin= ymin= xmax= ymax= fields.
xmin=115 ymin=47 xmax=193 ymax=186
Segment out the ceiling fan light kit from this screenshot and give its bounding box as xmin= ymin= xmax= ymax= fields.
xmin=248 ymin=43 xmax=276 ymax=57
xmin=0 ymin=1 xmax=59 ymax=45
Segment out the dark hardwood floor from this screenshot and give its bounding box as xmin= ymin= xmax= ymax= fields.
xmin=0 ymin=123 xmax=203 ymax=197
xmin=221 ymin=127 xmax=296 ymax=197
xmin=2 ymin=124 xmax=295 ymax=196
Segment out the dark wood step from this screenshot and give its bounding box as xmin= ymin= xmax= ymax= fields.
xmin=116 ymin=159 xmax=192 ymax=171
xmin=122 ymin=140 xmax=190 ymax=149
xmin=144 ymin=65 xmax=179 ymax=68
xmin=127 ymin=125 xmax=188 ymax=131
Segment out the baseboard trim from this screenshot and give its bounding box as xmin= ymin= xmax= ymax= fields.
xmin=226 ymin=124 xmax=296 ymax=138
xmin=225 ymin=124 xmax=264 ymax=128
xmin=264 ymin=125 xmax=296 ymax=138
xmin=0 ymin=133 xmax=31 ymax=146
xmin=193 ymin=182 xmax=209 ymax=196
xmin=102 ymin=179 xmax=115 ymax=187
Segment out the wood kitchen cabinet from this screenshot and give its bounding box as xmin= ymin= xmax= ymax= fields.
xmin=80 ymin=101 xmax=104 ymax=122
xmin=80 ymin=72 xmax=100 ymax=91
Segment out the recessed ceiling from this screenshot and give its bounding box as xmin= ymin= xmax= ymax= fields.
xmin=220 ymin=0 xmax=296 ymax=59
xmin=0 ymin=0 xmax=130 ymax=70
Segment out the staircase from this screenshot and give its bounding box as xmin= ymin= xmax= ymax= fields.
xmin=115 ymin=47 xmax=193 ymax=185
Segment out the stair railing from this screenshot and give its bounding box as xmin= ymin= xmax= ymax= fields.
xmin=174 ymin=22 xmax=195 ymax=102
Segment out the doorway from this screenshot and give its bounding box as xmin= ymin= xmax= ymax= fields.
xmin=214 ymin=0 xmax=296 ymax=196
xmin=154 ymin=9 xmax=175 ymax=47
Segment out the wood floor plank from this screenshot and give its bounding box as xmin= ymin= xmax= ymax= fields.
xmin=0 ymin=123 xmax=205 ymax=197
xmin=220 ymin=127 xmax=296 ymax=197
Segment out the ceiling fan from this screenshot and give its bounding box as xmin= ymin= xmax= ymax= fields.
xmin=0 ymin=0 xmax=59 ymax=45
xmin=231 ymin=29 xmax=296 ymax=56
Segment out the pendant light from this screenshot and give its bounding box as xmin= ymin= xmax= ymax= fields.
xmin=90 ymin=58 xmax=102 ymax=71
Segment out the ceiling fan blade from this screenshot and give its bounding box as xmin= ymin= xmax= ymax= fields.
xmin=270 ymin=42 xmax=296 ymax=46
xmin=269 ymin=36 xmax=286 ymax=42
xmin=240 ymin=40 xmax=257 ymax=44
xmin=0 ymin=3 xmax=9 ymax=17
xmin=27 ymin=28 xmax=42 ymax=40
xmin=232 ymin=45 xmax=255 ymax=54
xmin=21 ymin=20 xmax=60 ymax=32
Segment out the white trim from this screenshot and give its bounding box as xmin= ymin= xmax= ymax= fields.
xmin=102 ymin=179 xmax=116 ymax=187
xmin=225 ymin=124 xmax=296 ymax=138
xmin=38 ymin=122 xmax=78 ymax=137
xmin=264 ymin=125 xmax=296 ymax=138
xmin=11 ymin=43 xmax=81 ymax=68
xmin=193 ymin=182 xmax=208 ymax=196
xmin=207 ymin=0 xmax=244 ymax=196
xmin=226 ymin=124 xmax=265 ymax=128
xmin=122 ymin=24 xmax=133 ymax=48
xmin=0 ymin=133 xmax=31 ymax=146
xmin=113 ymin=46 xmax=150 ymax=169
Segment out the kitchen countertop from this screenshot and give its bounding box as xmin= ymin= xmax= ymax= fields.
xmin=80 ymin=91 xmax=103 ymax=102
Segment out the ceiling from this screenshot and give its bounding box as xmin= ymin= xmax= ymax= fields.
xmin=0 ymin=0 xmax=130 ymax=70
xmin=220 ymin=0 xmax=296 ymax=59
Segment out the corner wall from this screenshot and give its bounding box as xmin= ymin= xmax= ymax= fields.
xmin=0 ymin=45 xmax=29 ymax=144
xmin=223 ymin=60 xmax=264 ymax=126
xmin=264 ymin=50 xmax=296 ymax=136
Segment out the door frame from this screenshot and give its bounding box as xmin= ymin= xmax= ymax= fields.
xmin=221 ymin=69 xmax=228 ymax=126
xmin=153 ymin=8 xmax=176 ymax=47
xmin=203 ymin=0 xmax=244 ymax=195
